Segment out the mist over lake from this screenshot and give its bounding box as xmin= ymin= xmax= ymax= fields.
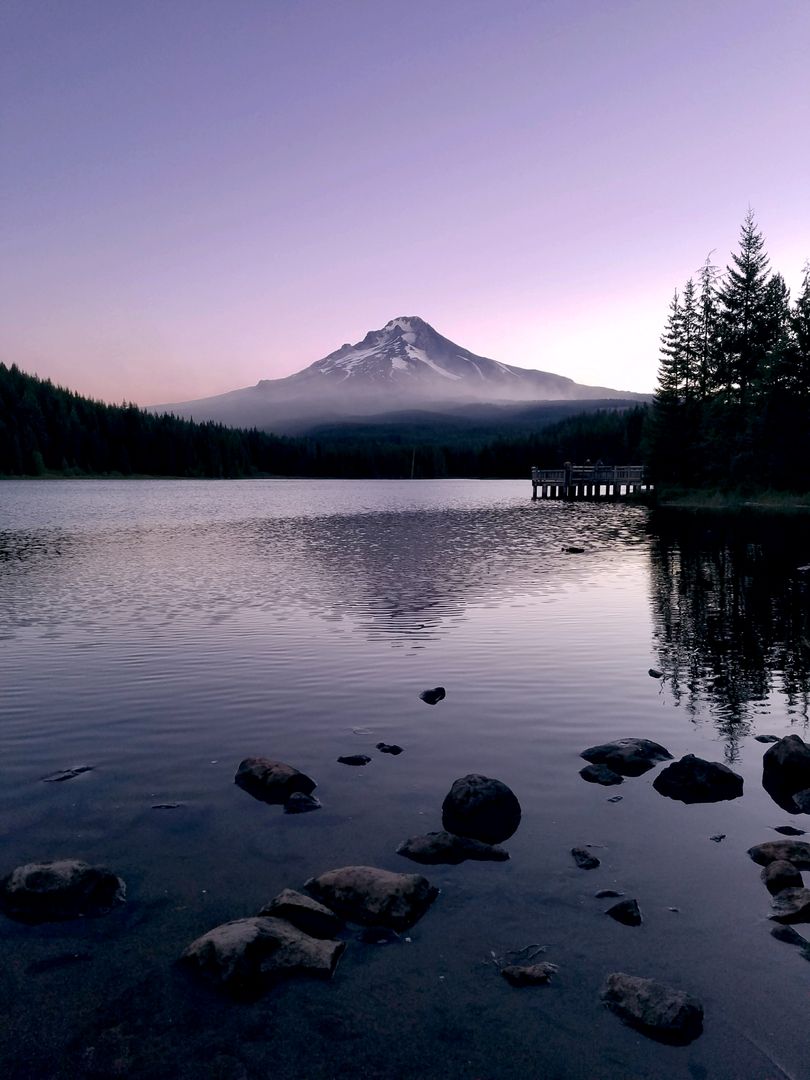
xmin=1 ymin=479 xmax=809 ymax=1079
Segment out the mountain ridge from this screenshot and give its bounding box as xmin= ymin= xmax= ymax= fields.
xmin=155 ymin=316 xmax=648 ymax=431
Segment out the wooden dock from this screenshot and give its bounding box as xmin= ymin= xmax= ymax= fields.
xmin=531 ymin=463 xmax=649 ymax=500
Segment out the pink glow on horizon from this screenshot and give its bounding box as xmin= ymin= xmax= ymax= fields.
xmin=1 ymin=0 xmax=808 ymax=406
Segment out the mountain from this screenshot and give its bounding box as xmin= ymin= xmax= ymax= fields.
xmin=155 ymin=316 xmax=648 ymax=431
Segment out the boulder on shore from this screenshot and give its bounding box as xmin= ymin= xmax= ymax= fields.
xmin=0 ymin=860 xmax=125 ymax=923
xmin=441 ymin=774 xmax=521 ymax=845
xmin=258 ymin=889 xmax=343 ymax=939
xmin=180 ymin=916 xmax=344 ymax=996
xmin=747 ymin=840 xmax=810 ymax=869
xmin=601 ymin=973 xmax=704 ymax=1044
xmin=653 ymin=754 xmax=743 ymax=803
xmin=396 ymin=831 xmax=509 ymax=865
xmin=762 ymin=860 xmax=803 ymax=896
xmin=579 ymin=763 xmax=624 ymax=786
xmin=304 ymin=866 xmax=438 ymax=930
xmin=580 ymin=739 xmax=672 ymax=778
xmin=234 ymin=758 xmax=316 ymax=805
xmin=769 ymin=888 xmax=810 ymax=924
xmin=763 ymin=735 xmax=810 ymax=813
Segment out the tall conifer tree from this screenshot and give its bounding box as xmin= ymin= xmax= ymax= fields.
xmin=717 ymin=210 xmax=771 ymax=403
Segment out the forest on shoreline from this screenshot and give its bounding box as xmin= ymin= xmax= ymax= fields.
xmin=0 ymin=361 xmax=645 ymax=481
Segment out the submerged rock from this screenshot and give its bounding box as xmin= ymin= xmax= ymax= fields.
xmin=607 ymin=795 xmax=623 ymax=803
xmin=501 ymin=961 xmax=558 ymax=986
xmin=258 ymin=889 xmax=343 ymax=939
xmin=40 ymin=766 xmax=94 ymax=783
xmin=580 ymin=739 xmax=672 ymax=778
xmin=337 ymin=754 xmax=371 ymax=766
xmin=770 ymin=888 xmax=810 ymax=924
xmin=304 ymin=866 xmax=438 ymax=930
xmin=441 ymin=774 xmax=521 ymax=845
xmin=606 ymin=898 xmax=642 ymax=926
xmin=579 ymin=763 xmax=624 ymax=786
xmin=234 ymin=758 xmax=316 ymax=805
xmin=773 ymin=825 xmax=806 ymax=836
xmin=648 ymin=668 xmax=663 ymax=679
xmin=709 ymin=834 xmax=726 ymax=843
xmin=419 ymin=687 xmax=446 ymax=705
xmin=180 ymin=916 xmax=344 ymax=996
xmin=601 ymin=973 xmax=704 ymax=1044
xmin=397 ymin=831 xmax=509 ymax=865
xmin=152 ymin=802 xmax=182 ymax=810
xmin=571 ymin=847 xmax=600 ymax=870
xmin=0 ymin=860 xmax=125 ymax=923
xmin=748 ymin=840 xmax=810 ymax=869
xmin=762 ymin=860 xmax=803 ymax=896
xmin=755 ymin=735 xmax=780 ymax=744
xmin=376 ymin=743 xmax=404 ymax=755
xmin=653 ymin=754 xmax=743 ymax=803
xmin=770 ymin=924 xmax=809 ymax=947
xmin=763 ymin=735 xmax=810 ymax=813
xmin=284 ymin=792 xmax=321 ymax=814
xmin=596 ymin=889 xmax=623 ymax=898
xmin=563 ymin=546 xmax=585 ymax=554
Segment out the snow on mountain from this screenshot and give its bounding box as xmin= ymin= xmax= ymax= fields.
xmin=155 ymin=316 xmax=646 ymax=430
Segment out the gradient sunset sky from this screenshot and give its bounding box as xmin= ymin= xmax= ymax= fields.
xmin=2 ymin=0 xmax=808 ymax=405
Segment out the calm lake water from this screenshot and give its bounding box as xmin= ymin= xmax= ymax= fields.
xmin=1 ymin=479 xmax=809 ymax=1080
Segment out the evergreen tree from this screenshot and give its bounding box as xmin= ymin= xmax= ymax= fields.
xmin=717 ymin=209 xmax=771 ymax=404
xmin=696 ymin=254 xmax=720 ymax=398
xmin=657 ymin=289 xmax=683 ymax=398
xmin=680 ymin=277 xmax=701 ymax=398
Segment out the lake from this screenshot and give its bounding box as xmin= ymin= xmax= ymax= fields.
xmin=1 ymin=479 xmax=809 ymax=1080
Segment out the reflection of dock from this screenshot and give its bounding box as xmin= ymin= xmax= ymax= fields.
xmin=531 ymin=464 xmax=650 ymax=500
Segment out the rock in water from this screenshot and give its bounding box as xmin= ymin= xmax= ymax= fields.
xmin=755 ymin=735 xmax=780 ymax=744
xmin=234 ymin=758 xmax=316 ymax=805
xmin=501 ymin=962 xmax=558 ymax=986
xmin=40 ymin=765 xmax=94 ymax=783
xmin=580 ymin=739 xmax=672 ymax=778
xmin=769 ymin=888 xmax=810 ymax=924
xmin=563 ymin=546 xmax=585 ymax=554
xmin=284 ymin=792 xmax=321 ymax=814
xmin=771 ymin=924 xmax=809 ymax=947
xmin=601 ymin=973 xmax=704 ymax=1044
xmin=258 ymin=889 xmax=343 ymax=939
xmin=747 ymin=840 xmax=810 ymax=869
xmin=773 ymin=825 xmax=806 ymax=836
xmin=763 ymin=735 xmax=810 ymax=813
xmin=304 ymin=866 xmax=438 ymax=930
xmin=337 ymin=754 xmax=371 ymax=766
xmin=653 ymin=754 xmax=743 ymax=803
xmin=0 ymin=860 xmax=125 ymax=923
xmin=579 ymin=764 xmax=624 ymax=786
xmin=419 ymin=687 xmax=446 ymax=705
xmin=180 ymin=916 xmax=344 ymax=996
xmin=596 ymin=889 xmax=623 ymax=898
xmin=648 ymin=668 xmax=663 ymax=679
xmin=606 ymin=899 xmax=642 ymax=926
xmin=441 ymin=774 xmax=521 ymax=844
xmin=396 ymin=831 xmax=509 ymax=865
xmin=571 ymin=847 xmax=600 ymax=870
xmin=761 ymin=860 xmax=803 ymax=895
xmin=376 ymin=743 xmax=404 ymax=755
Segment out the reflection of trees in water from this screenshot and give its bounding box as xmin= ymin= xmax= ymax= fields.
xmin=648 ymin=511 xmax=810 ymax=759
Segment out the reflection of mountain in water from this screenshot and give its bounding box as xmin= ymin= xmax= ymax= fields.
xmin=648 ymin=511 xmax=810 ymax=756
xmin=260 ymin=505 xmax=648 ymax=645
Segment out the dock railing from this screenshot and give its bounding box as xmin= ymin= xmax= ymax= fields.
xmin=531 ymin=464 xmax=648 ymax=499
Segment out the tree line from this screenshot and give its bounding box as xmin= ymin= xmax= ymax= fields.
xmin=0 ymin=361 xmax=645 ymax=480
xmin=647 ymin=212 xmax=810 ymax=491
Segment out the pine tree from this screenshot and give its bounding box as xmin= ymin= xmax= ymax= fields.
xmin=717 ymin=210 xmax=771 ymax=404
xmin=792 ymin=262 xmax=810 ymax=400
xmin=657 ymin=289 xmax=683 ymax=399
xmin=680 ymin=278 xmax=701 ymax=398
xmin=696 ymin=254 xmax=720 ymax=398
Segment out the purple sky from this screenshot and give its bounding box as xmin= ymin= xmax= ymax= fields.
xmin=2 ymin=0 xmax=808 ymax=405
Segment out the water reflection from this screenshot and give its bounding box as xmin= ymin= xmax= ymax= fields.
xmin=648 ymin=511 xmax=810 ymax=757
